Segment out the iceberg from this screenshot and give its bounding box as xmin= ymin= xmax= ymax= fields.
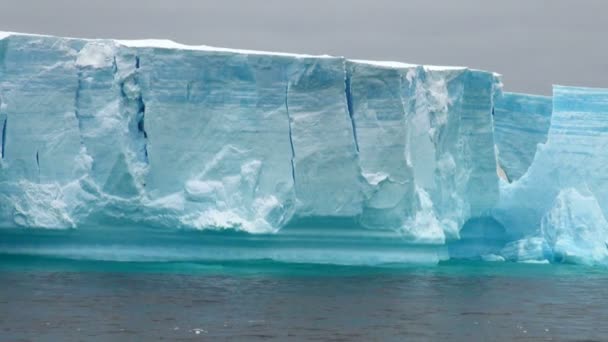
xmin=541 ymin=188 xmax=608 ymax=265
xmin=0 ymin=31 xmax=607 ymax=266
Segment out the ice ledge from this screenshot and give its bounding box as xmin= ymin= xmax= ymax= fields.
xmin=553 ymin=84 xmax=608 ymax=94
xmin=499 ymin=91 xmax=551 ymax=100
xmin=0 ymin=30 xmax=496 ymax=73
xmin=0 ymin=30 xmax=332 ymax=58
xmin=349 ymin=58 xmax=501 ymax=76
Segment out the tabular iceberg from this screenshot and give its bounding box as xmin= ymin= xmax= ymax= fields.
xmin=0 ymin=32 xmax=607 ymax=266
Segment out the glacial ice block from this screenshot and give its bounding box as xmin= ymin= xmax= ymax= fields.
xmin=0 ymin=35 xmax=86 ymax=228
xmin=76 ymin=42 xmax=146 ymax=198
xmin=136 ymin=47 xmax=298 ymax=231
xmin=549 ymin=85 xmax=608 ymax=219
xmin=0 ymin=32 xmax=502 ymax=235
xmin=0 ymin=31 xmax=514 ymax=265
xmin=0 ymin=35 xmax=84 ymax=184
xmin=341 ymin=61 xmax=502 ymax=244
xmin=493 ymin=92 xmax=552 ymax=181
xmin=500 ymin=237 xmax=551 ymax=263
xmin=408 ymin=67 xmax=501 ymax=240
xmin=495 ymin=85 xmax=608 ymax=249
xmin=287 ymin=58 xmax=364 ymax=217
xmin=541 ymin=188 xmax=608 ymax=265
xmin=345 ymin=60 xmax=417 ymax=229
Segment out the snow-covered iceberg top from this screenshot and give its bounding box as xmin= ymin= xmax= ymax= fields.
xmin=0 ymin=30 xmax=494 ymax=70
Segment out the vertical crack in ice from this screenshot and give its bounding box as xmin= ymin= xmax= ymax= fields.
xmin=134 ymin=56 xmax=149 ymax=164
xmin=73 ymin=70 xmax=85 ymax=146
xmin=112 ymin=56 xmax=118 ymax=74
xmin=35 ymin=150 xmax=40 ymax=179
xmin=186 ymin=81 xmax=192 ymax=101
xmin=489 ymin=76 xmax=503 ymax=185
xmin=285 ymin=82 xmax=296 ymax=188
xmin=1 ymin=116 xmax=6 ymax=159
xmin=119 ymin=55 xmax=149 ymax=167
xmin=344 ymin=65 xmax=359 ymax=153
xmin=0 ymin=37 xmax=7 ymax=71
xmin=397 ymin=71 xmax=412 ymax=170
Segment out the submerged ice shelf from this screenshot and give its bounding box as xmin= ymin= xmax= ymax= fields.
xmin=0 ymin=32 xmax=607 ymax=266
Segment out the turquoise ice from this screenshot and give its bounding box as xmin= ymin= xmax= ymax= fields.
xmin=1 ymin=32 xmax=607 ymax=265
xmin=494 ymin=85 xmax=608 ymax=265
xmin=493 ymin=92 xmax=552 ymax=182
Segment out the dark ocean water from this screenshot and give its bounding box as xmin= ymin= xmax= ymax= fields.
xmin=1 ymin=257 xmax=607 ymax=341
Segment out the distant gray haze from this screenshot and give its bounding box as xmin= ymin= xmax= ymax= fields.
xmin=1 ymin=0 xmax=606 ymax=94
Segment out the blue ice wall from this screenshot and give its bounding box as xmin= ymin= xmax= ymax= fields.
xmin=0 ymin=34 xmax=500 ymax=241
xmin=1 ymin=32 xmax=607 ymax=266
xmin=494 ymin=92 xmax=552 ymax=181
xmin=494 ymin=85 xmax=608 ymax=265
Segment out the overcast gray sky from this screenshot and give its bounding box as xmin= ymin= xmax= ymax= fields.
xmin=0 ymin=0 xmax=606 ymax=95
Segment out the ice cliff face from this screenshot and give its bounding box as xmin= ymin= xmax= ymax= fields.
xmin=494 ymin=86 xmax=608 ymax=265
xmin=0 ymin=32 xmax=607 ymax=266
xmin=493 ymin=93 xmax=552 ymax=182
xmin=0 ymin=33 xmax=499 ymax=240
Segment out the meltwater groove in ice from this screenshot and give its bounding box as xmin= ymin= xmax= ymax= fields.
xmin=493 ymin=92 xmax=552 ymax=182
xmin=0 ymin=31 xmax=607 ymax=266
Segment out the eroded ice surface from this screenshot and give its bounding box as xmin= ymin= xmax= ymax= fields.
xmin=494 ymin=85 xmax=608 ymax=265
xmin=493 ymin=92 xmax=552 ymax=181
xmin=1 ymin=32 xmax=607 ymax=266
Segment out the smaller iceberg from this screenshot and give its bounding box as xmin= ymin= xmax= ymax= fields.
xmin=541 ymin=188 xmax=608 ymax=265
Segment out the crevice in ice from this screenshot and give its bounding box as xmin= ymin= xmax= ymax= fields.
xmin=112 ymin=56 xmax=118 ymax=74
xmin=134 ymin=55 xmax=149 ymax=143
xmin=138 ymin=104 xmax=148 ymax=140
xmin=285 ymin=82 xmax=296 ymax=187
xmin=136 ymin=95 xmax=148 ymax=141
xmin=186 ymin=81 xmax=192 ymax=101
xmin=118 ymin=56 xmax=149 ymax=168
xmin=73 ymin=71 xmax=86 ymax=147
xmin=1 ymin=116 xmax=6 ymax=159
xmin=135 ymin=67 xmax=149 ymax=161
xmin=344 ymin=70 xmax=359 ymax=152
xmin=35 ymin=150 xmax=40 ymax=176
